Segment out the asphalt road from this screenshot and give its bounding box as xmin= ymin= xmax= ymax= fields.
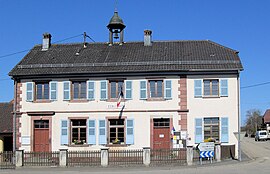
xmin=1 ymin=137 xmax=270 ymax=174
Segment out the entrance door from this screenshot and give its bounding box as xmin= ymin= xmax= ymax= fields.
xmin=34 ymin=120 xmax=50 ymax=152
xmin=153 ymin=118 xmax=171 ymax=149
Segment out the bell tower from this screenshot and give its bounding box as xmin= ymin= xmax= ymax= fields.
xmin=107 ymin=11 xmax=126 ymax=45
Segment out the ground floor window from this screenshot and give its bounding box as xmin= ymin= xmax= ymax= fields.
xmin=108 ymin=119 xmax=125 ymax=144
xmin=71 ymin=119 xmax=87 ymax=145
xmin=153 ymin=118 xmax=170 ymax=128
xmin=204 ymin=117 xmax=219 ymax=141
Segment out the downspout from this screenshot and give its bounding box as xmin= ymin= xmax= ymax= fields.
xmin=13 ymin=79 xmax=17 ymax=163
xmin=237 ymin=71 xmax=241 ymax=161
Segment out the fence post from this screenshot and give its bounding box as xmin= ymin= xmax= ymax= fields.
xmin=143 ymin=147 xmax=151 ymax=166
xmin=186 ymin=146 xmax=193 ymax=166
xmin=101 ymin=147 xmax=109 ymax=167
xmin=15 ymin=150 xmax=24 ymax=167
xmin=215 ymin=143 xmax=221 ymax=162
xmin=59 ymin=149 xmax=68 ymax=167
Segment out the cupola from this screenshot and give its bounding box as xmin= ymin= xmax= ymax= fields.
xmin=107 ymin=11 xmax=126 ymax=45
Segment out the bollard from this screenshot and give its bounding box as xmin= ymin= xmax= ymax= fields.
xmin=15 ymin=150 xmax=24 ymax=167
xmin=186 ymin=146 xmax=193 ymax=166
xmin=215 ymin=143 xmax=221 ymax=162
xmin=101 ymin=147 xmax=109 ymax=167
xmin=59 ymin=149 xmax=68 ymax=167
xmin=143 ymin=147 xmax=151 ymax=166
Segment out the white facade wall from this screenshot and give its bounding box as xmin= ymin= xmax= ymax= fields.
xmin=18 ymin=77 xmax=181 ymax=151
xmin=187 ymin=74 xmax=239 ymax=158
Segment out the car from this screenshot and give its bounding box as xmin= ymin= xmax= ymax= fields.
xmin=255 ymin=130 xmax=268 ymax=141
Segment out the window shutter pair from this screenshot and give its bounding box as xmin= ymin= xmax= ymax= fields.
xmin=60 ymin=119 xmax=96 ymax=145
xmin=63 ymin=81 xmax=95 ymax=100
xmin=100 ymin=80 xmax=133 ymax=100
xmin=140 ymin=80 xmax=172 ymax=100
xmin=26 ymin=82 xmax=57 ymax=101
xmin=194 ymin=79 xmax=228 ymax=97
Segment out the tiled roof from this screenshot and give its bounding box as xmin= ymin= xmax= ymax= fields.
xmin=9 ymin=40 xmax=243 ymax=77
xmin=0 ymin=102 xmax=13 ymax=133
xmin=263 ymin=109 xmax=270 ymax=123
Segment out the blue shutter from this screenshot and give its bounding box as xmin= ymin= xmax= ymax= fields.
xmin=100 ymin=81 xmax=108 ymax=100
xmin=49 ymin=81 xmax=57 ymax=101
xmin=26 ymin=82 xmax=34 ymax=102
xmin=221 ymin=117 xmax=229 ymax=143
xmin=88 ymin=119 xmax=96 ymax=145
xmin=87 ymin=81 xmax=95 ymax=100
xmin=195 ymin=118 xmax=203 ymax=143
xmin=99 ymin=120 xmax=106 ymax=145
xmin=194 ymin=80 xmax=202 ymax=97
xmin=140 ymin=80 xmax=147 ymax=99
xmin=61 ymin=120 xmax=68 ymax=145
xmin=63 ymin=81 xmax=70 ymax=100
xmin=164 ymin=80 xmax=172 ymax=100
xmin=125 ymin=80 xmax=132 ymax=99
xmin=126 ymin=119 xmax=134 ymax=144
xmin=220 ymin=79 xmax=228 ymax=97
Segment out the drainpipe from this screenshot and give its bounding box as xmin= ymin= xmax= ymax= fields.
xmin=237 ymin=71 xmax=241 ymax=161
xmin=13 ymin=80 xmax=17 ymax=164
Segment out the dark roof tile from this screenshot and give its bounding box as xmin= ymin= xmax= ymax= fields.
xmin=0 ymin=102 xmax=13 ymax=133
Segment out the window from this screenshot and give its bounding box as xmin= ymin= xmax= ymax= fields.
xmin=34 ymin=120 xmax=49 ymax=128
xmin=108 ymin=119 xmax=125 ymax=144
xmin=153 ymin=118 xmax=170 ymax=128
xmin=109 ymin=80 xmax=124 ymax=99
xmin=36 ymin=82 xmax=49 ymax=100
xmin=203 ymin=79 xmax=219 ymax=96
xmin=204 ymin=118 xmax=219 ymax=141
xmin=149 ymin=80 xmax=163 ymax=98
xmin=72 ymin=81 xmax=86 ymax=100
xmin=71 ymin=119 xmax=87 ymax=145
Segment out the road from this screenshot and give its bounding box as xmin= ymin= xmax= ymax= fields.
xmin=1 ymin=137 xmax=270 ymax=174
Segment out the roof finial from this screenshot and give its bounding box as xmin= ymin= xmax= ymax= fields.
xmin=114 ymin=0 xmax=118 ymax=12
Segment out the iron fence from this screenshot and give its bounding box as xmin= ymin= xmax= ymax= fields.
xmin=150 ymin=148 xmax=187 ymax=166
xmin=108 ymin=149 xmax=143 ymax=166
xmin=0 ymin=151 xmax=15 ymax=169
xmin=68 ymin=150 xmax=101 ymax=167
xmin=24 ymin=151 xmax=59 ymax=166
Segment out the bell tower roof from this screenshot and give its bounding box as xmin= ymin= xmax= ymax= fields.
xmin=107 ymin=11 xmax=126 ymax=31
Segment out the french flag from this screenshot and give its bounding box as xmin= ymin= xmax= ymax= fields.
xmin=117 ymin=87 xmax=124 ymax=107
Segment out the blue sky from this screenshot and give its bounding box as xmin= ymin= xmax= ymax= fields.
xmin=0 ymin=0 xmax=269 ymax=125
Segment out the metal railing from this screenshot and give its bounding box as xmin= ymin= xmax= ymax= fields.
xmin=68 ymin=150 xmax=101 ymax=167
xmin=150 ymin=148 xmax=187 ymax=166
xmin=24 ymin=151 xmax=59 ymax=166
xmin=108 ymin=149 xmax=143 ymax=166
xmin=0 ymin=151 xmax=15 ymax=169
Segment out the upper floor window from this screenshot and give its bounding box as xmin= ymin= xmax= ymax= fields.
xmin=109 ymin=80 xmax=124 ymax=99
xmin=203 ymin=79 xmax=219 ymax=96
xmin=194 ymin=79 xmax=228 ymax=98
xmin=26 ymin=81 xmax=57 ymax=102
xmin=149 ymin=80 xmax=163 ymax=98
xmin=36 ymin=82 xmax=49 ymax=100
xmin=72 ymin=81 xmax=86 ymax=100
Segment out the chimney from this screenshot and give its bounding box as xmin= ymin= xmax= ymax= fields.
xmin=42 ymin=33 xmax=52 ymax=51
xmin=144 ymin=30 xmax=152 ymax=46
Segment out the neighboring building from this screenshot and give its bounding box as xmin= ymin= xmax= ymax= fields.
xmin=9 ymin=11 xmax=243 ymax=158
xmin=0 ymin=102 xmax=13 ymax=152
xmin=263 ymin=109 xmax=270 ymax=134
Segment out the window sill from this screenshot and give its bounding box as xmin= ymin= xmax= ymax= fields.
xmin=202 ymin=96 xmax=220 ymax=99
xmin=33 ymin=100 xmax=51 ymax=103
xmin=106 ymin=144 xmax=127 ymax=147
xmin=107 ymin=99 xmax=125 ymax=102
xmin=69 ymin=144 xmax=90 ymax=147
xmin=147 ymin=98 xmax=165 ymax=101
xmin=69 ymin=99 xmax=88 ymax=103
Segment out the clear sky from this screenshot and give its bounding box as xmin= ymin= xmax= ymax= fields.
xmin=0 ymin=0 xmax=270 ymax=125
